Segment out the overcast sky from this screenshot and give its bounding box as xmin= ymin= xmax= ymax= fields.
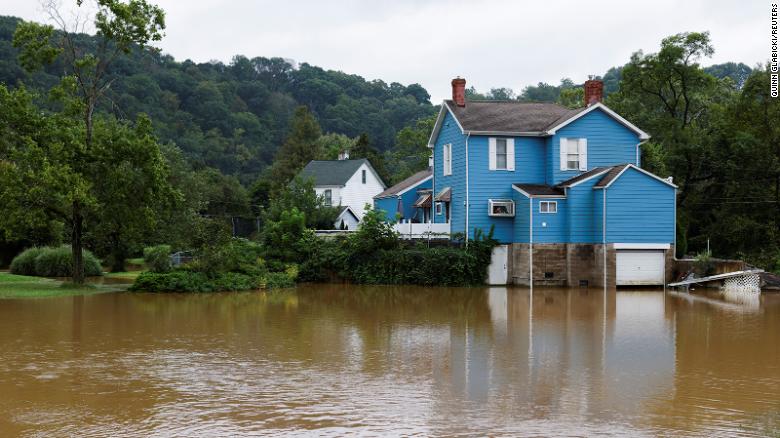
xmin=0 ymin=0 xmax=771 ymax=101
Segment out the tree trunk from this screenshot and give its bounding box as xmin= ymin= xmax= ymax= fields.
xmin=110 ymin=233 xmax=127 ymax=273
xmin=72 ymin=201 xmax=85 ymax=284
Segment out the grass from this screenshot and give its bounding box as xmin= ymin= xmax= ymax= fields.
xmin=0 ymin=272 xmax=130 ymax=299
xmin=104 ymin=270 xmax=143 ymax=280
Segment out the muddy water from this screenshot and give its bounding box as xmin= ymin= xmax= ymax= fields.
xmin=0 ymin=285 xmax=779 ymax=437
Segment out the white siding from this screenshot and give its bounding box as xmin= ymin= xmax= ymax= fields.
xmin=326 ymin=163 xmax=385 ymax=219
xmin=314 ymin=187 xmax=341 ymax=207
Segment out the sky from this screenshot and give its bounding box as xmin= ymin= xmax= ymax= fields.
xmin=0 ymin=0 xmax=771 ymax=102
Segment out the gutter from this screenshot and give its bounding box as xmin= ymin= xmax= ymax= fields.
xmin=529 ymin=197 xmax=533 ymax=287
xmin=636 ymin=138 xmax=649 ymax=166
xmin=602 ymin=188 xmax=607 ymax=287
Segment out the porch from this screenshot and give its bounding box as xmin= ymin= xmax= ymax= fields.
xmin=392 ymin=221 xmax=451 ymax=239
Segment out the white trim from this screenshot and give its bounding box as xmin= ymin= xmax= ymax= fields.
xmin=578 ymin=138 xmax=587 ymax=171
xmin=488 ymin=137 xmax=497 ymax=170
xmin=466 ymin=130 xmax=546 ymax=136
xmin=506 ymin=138 xmax=515 ymax=171
xmin=593 ymin=163 xmax=678 ymax=189
xmin=613 ymin=243 xmax=671 ymax=250
xmin=465 ymin=133 xmax=470 ymax=243
xmin=546 ymin=102 xmax=651 ymax=140
xmin=529 ymin=197 xmax=533 ymax=287
xmin=428 ymin=101 xmax=465 ymax=148
xmin=442 ymin=143 xmax=452 ymax=176
xmin=336 ymin=205 xmax=360 ymax=222
xmin=488 ymin=199 xmax=515 ymax=217
xmin=539 ymin=200 xmax=558 ymax=214
xmin=374 ymin=175 xmax=433 ymax=199
xmin=435 ymin=202 xmax=443 ymax=215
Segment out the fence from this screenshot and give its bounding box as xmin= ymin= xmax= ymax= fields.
xmin=392 ymin=222 xmax=451 ymax=240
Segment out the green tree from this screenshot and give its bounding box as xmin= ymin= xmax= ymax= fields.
xmin=264 ymin=176 xmax=338 ymax=229
xmin=12 ymin=0 xmax=165 ymax=283
xmin=268 ymin=105 xmax=322 ymax=186
xmin=350 ymin=133 xmax=390 ymax=184
xmin=385 ymin=115 xmax=434 ymax=183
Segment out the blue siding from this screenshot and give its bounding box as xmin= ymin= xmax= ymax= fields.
xmin=374 ymin=197 xmax=398 ymax=222
xmin=465 ymin=136 xmax=546 ymax=243
xmin=604 ymin=167 xmax=675 ymax=243
xmin=566 ymin=175 xmax=602 ymax=242
xmin=531 ymin=198 xmax=568 ymax=243
xmin=548 ymin=108 xmax=641 ymax=185
xmin=513 ymin=190 xmax=530 ymax=243
xmin=433 ymin=112 xmax=467 ymax=234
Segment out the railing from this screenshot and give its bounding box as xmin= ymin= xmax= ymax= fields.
xmin=392 ymin=222 xmax=451 ymax=239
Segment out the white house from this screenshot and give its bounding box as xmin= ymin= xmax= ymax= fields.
xmin=297 ymin=157 xmax=386 ymax=225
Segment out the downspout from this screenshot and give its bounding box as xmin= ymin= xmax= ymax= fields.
xmin=673 ymin=187 xmax=678 ymax=259
xmin=465 ymin=133 xmax=471 ymax=246
xmin=602 ymin=188 xmax=607 ymax=288
xmin=636 ymin=139 xmax=649 ymax=166
xmin=529 ymin=197 xmax=533 ymax=287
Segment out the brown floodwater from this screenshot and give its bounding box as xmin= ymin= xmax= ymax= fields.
xmin=1 ymin=285 xmax=779 ymax=437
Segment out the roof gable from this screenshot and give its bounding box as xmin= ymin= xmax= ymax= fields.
xmin=546 ymin=103 xmax=650 ymax=140
xmin=594 ymin=164 xmax=677 ymax=189
xmin=298 ymin=159 xmax=386 ymax=188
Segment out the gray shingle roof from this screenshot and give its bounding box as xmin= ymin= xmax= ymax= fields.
xmin=557 ymin=166 xmax=612 ymax=187
xmin=513 ymin=184 xmax=565 ymax=197
xmin=298 ymin=159 xmax=373 ymax=187
xmin=593 ymin=164 xmax=631 ymax=188
xmin=445 ymin=100 xmax=586 ymax=133
xmin=374 ymin=169 xmax=432 ymax=199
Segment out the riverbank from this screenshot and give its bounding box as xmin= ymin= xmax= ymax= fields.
xmin=0 ymin=272 xmax=131 ymax=299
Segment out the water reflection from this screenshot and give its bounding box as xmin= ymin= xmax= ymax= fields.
xmin=0 ymin=286 xmax=778 ymax=436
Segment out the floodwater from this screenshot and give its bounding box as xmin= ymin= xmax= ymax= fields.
xmin=1 ymin=285 xmax=779 ymax=437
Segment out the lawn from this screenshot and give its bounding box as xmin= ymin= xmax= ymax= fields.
xmin=0 ymin=272 xmax=131 ymax=299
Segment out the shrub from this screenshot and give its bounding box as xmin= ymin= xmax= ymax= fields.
xmin=130 ymin=271 xmax=263 ymax=292
xmin=10 ymin=246 xmax=102 ymax=277
xmin=143 ymin=245 xmax=172 ymax=273
xmin=33 ymin=246 xmax=103 ymax=277
xmin=195 ymin=238 xmax=266 ymax=276
xmin=694 ymin=250 xmax=715 ymax=276
xmin=265 ymin=271 xmax=296 ymax=289
xmin=9 ymin=247 xmax=45 ymax=276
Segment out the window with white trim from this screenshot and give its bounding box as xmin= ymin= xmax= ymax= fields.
xmin=443 ymin=143 xmax=452 ymax=176
xmin=435 ymin=202 xmax=443 ymax=215
xmin=323 ymin=189 xmax=332 ymax=207
xmin=539 ymin=200 xmax=557 ymax=213
xmin=488 ymin=199 xmax=515 ymax=217
xmin=489 ymin=137 xmax=515 ymax=171
xmin=560 ymin=138 xmax=587 ymax=171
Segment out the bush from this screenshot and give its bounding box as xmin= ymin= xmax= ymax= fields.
xmin=194 ymin=238 xmax=266 ymax=276
xmin=10 ymin=246 xmax=102 ymax=277
xmin=143 ymin=245 xmax=172 ymax=273
xmin=265 ymin=272 xmax=296 ymax=289
xmin=9 ymin=247 xmax=45 ymax=276
xmin=130 ymin=271 xmax=263 ymax=292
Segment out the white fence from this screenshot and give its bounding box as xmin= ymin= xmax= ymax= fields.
xmin=392 ymin=222 xmax=451 ymax=239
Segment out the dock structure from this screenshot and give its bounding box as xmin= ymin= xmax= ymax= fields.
xmin=668 ymin=269 xmax=764 ymax=294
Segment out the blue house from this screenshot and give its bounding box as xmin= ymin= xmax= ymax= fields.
xmin=374 ymin=169 xmax=433 ymax=223
xmin=427 ymin=78 xmax=677 ymax=287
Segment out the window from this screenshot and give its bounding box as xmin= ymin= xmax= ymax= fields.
xmin=435 ymin=202 xmax=443 ymax=215
xmin=560 ymin=138 xmax=587 ymax=171
xmin=489 ymin=138 xmax=514 ymax=171
xmin=488 ymin=199 xmax=515 ymax=217
xmin=361 ymin=169 xmax=366 ymax=184
xmin=566 ymin=139 xmax=579 ymax=170
xmin=323 ymin=189 xmax=332 ymax=206
xmin=540 ymin=200 xmax=557 ymax=213
xmin=496 ymin=138 xmax=507 ymax=170
xmin=443 ymin=143 xmax=452 ymax=176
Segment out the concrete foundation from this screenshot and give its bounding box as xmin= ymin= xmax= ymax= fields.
xmin=509 ymin=243 xmax=673 ymax=288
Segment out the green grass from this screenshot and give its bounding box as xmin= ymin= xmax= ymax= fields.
xmin=0 ymin=272 xmax=129 ymax=299
xmin=104 ymin=270 xmax=143 ymax=280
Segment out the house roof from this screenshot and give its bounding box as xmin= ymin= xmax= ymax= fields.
xmin=444 ymin=100 xmax=584 ymax=134
xmin=413 ymin=193 xmax=432 ymax=208
xmin=374 ymin=168 xmax=432 ymax=199
xmin=335 ymin=205 xmax=359 ymax=221
xmin=427 ymin=100 xmax=650 ymax=147
xmin=514 ymin=164 xmax=676 ymax=198
xmin=298 ymin=158 xmax=386 ymax=188
xmin=512 ymin=184 xmax=565 ymax=197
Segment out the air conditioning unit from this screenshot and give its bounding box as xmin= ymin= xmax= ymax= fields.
xmin=488 ymin=199 xmax=515 ymax=217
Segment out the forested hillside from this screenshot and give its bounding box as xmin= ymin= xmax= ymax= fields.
xmin=0 ymin=15 xmax=435 ymax=185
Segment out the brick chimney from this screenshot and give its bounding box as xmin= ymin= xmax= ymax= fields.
xmin=583 ymin=77 xmax=603 ymax=106
xmin=451 ymin=77 xmax=466 ymax=107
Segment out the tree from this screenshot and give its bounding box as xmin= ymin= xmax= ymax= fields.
xmin=350 ymin=133 xmax=390 ymax=184
xmin=268 ymin=105 xmax=322 ymax=186
xmin=264 ymin=176 xmax=339 ymax=230
xmin=12 ymin=0 xmax=166 ymax=283
xmin=385 ymin=115 xmax=435 ymax=183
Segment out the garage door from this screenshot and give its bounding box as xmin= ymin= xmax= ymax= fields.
xmin=616 ymin=250 xmax=665 ymax=286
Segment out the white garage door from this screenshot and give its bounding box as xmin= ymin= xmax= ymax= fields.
xmin=616 ymin=250 xmax=665 ymax=286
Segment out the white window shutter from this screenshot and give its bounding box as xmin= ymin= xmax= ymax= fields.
xmin=488 ymin=138 xmax=496 ymax=170
xmin=559 ymin=138 xmax=567 ymax=170
xmin=578 ymin=138 xmax=588 ymax=171
xmin=506 ymin=138 xmax=515 ymax=171
xmin=447 ymin=145 xmax=452 ymax=175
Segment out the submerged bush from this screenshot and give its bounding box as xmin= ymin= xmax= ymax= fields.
xmin=10 ymin=246 xmax=102 ymax=277
xmin=130 ymin=271 xmax=263 ymax=293
xmin=143 ymin=245 xmax=172 ymax=273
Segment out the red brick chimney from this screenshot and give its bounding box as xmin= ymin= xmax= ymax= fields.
xmin=451 ymin=77 xmax=466 ymax=107
xmin=583 ymin=77 xmax=603 ymax=106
